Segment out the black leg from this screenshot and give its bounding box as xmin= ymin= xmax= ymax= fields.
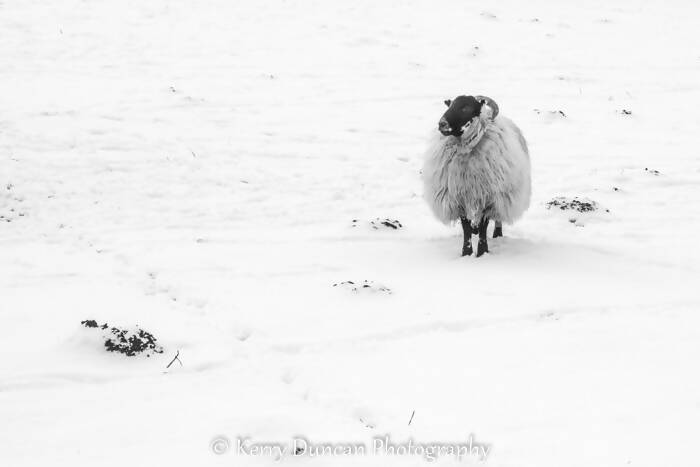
xmin=493 ymin=221 xmax=503 ymax=238
xmin=460 ymin=217 xmax=472 ymax=256
xmin=476 ymin=217 xmax=489 ymax=257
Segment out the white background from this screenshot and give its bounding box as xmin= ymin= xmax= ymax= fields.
xmin=1 ymin=0 xmax=699 ymax=465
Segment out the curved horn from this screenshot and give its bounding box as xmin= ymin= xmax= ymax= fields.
xmin=475 ymin=95 xmax=499 ymax=119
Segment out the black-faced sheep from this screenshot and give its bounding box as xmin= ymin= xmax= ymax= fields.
xmin=422 ymin=95 xmax=530 ymax=257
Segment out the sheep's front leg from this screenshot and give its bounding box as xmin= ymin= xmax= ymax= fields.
xmin=460 ymin=217 xmax=473 ymax=256
xmin=493 ymin=221 xmax=503 ymax=238
xmin=476 ymin=217 xmax=489 ymax=257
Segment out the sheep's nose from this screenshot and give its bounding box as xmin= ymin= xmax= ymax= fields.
xmin=438 ymin=117 xmax=452 ymax=135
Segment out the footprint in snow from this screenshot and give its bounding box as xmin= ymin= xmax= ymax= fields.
xmin=539 ymin=311 xmax=561 ymax=322
xmin=353 ymin=407 xmax=377 ymax=429
xmin=333 ymin=280 xmax=392 ymax=294
xmin=0 ymin=183 xmax=28 ymax=222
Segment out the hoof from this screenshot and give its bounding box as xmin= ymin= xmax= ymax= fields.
xmin=493 ymin=226 xmax=503 ymax=238
xmin=462 ymin=241 xmax=473 ymax=257
xmin=476 ymin=240 xmax=489 ymax=257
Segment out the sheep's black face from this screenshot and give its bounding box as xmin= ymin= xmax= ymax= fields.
xmin=439 ymin=95 xmax=483 ymax=137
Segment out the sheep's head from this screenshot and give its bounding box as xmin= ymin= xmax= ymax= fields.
xmin=438 ymin=95 xmax=499 ymax=137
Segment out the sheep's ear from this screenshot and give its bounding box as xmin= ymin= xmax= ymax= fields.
xmin=475 ymin=95 xmax=499 ymax=119
xmin=479 ymin=103 xmax=493 ymax=119
xmin=444 ymin=99 xmax=452 ymax=107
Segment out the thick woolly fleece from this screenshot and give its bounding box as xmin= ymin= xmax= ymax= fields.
xmin=422 ymin=113 xmax=531 ymax=225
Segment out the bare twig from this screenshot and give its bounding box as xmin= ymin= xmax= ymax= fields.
xmin=408 ymin=410 xmax=415 ymax=426
xmin=166 ymin=350 xmax=182 ymax=369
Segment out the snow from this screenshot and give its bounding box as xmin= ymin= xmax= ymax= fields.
xmin=1 ymin=0 xmax=699 ymax=465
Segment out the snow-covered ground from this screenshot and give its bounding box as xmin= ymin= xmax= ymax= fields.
xmin=2 ymin=0 xmax=699 ymax=465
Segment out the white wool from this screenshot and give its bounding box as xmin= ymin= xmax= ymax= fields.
xmin=422 ymin=114 xmax=531 ymax=225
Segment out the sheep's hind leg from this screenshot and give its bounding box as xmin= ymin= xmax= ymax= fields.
xmin=476 ymin=217 xmax=489 ymax=257
xmin=493 ymin=221 xmax=503 ymax=238
xmin=460 ymin=217 xmax=473 ymax=256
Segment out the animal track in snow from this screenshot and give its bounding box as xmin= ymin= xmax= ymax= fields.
xmin=353 ymin=407 xmax=377 ymax=429
xmin=0 ymin=183 xmax=28 ymax=222
xmin=539 ymin=311 xmax=561 ymax=322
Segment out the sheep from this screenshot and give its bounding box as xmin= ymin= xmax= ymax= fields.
xmin=422 ymin=95 xmax=530 ymax=257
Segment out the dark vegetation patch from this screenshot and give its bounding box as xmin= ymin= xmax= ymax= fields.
xmin=81 ymin=320 xmax=164 ymax=357
xmin=371 ymin=218 xmax=402 ymax=230
xmin=546 ymin=196 xmax=599 ymax=213
xmin=534 ymin=109 xmax=566 ymax=118
xmin=333 ymin=280 xmax=392 ymax=294
xmin=351 ymin=218 xmax=403 ymax=230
